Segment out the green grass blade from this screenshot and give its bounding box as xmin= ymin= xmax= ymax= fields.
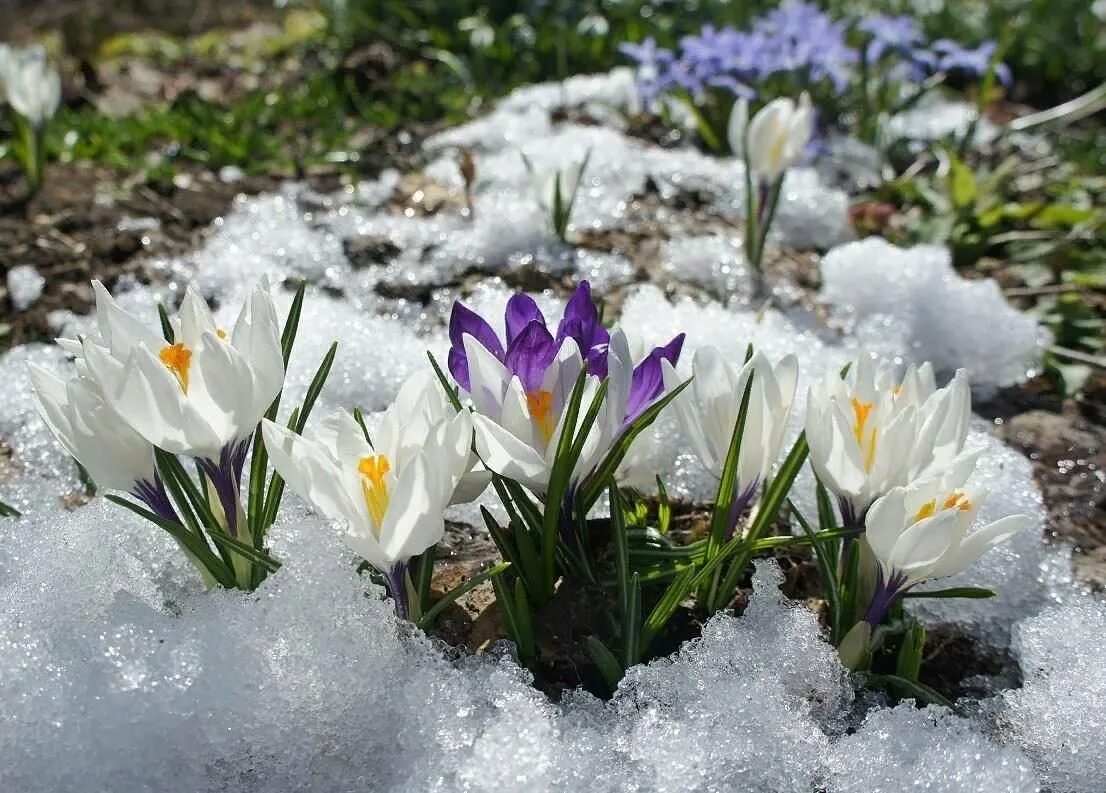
xmin=417 ymin=562 xmax=510 ymax=630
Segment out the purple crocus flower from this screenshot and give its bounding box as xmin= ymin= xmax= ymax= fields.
xmin=447 ymin=281 xmax=684 ymax=425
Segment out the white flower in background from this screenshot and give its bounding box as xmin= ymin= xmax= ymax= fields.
xmin=0 ymin=45 xmax=61 ymax=128
xmin=743 ymin=92 xmax=814 ymax=181
xmin=726 ymin=97 xmax=749 ymax=157
xmin=465 ymin=331 xmax=634 ymax=494
xmin=662 ymin=346 xmax=798 ymax=514
xmin=75 ymin=280 xmax=284 ymax=464
xmin=375 ymin=369 xmax=490 ymax=504
xmin=805 ymin=356 xmax=970 ymax=523
xmin=28 ymin=365 xmax=156 ymax=494
xmin=861 ymin=451 xmax=1029 ymax=624
xmin=262 ymin=405 xmax=473 ymax=614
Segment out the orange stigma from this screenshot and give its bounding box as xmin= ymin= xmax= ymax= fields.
xmin=159 ymin=343 xmax=192 ymax=393
xmin=526 ymin=389 xmax=556 ymax=444
xmin=358 ymin=455 xmax=391 ymax=531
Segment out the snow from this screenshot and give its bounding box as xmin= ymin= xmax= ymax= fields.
xmin=820 ymin=237 xmax=1046 ymax=394
xmin=0 ymin=68 xmax=1090 ymax=790
xmin=6 ymin=264 xmax=44 ymax=311
xmin=1000 ymin=595 xmax=1106 ymax=793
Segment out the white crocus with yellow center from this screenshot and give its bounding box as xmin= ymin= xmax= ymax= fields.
xmin=387 ymin=369 xmax=491 ymax=504
xmin=465 ymin=329 xmax=634 ymax=494
xmin=744 ymin=92 xmax=815 ymax=181
xmin=860 ymin=451 xmax=1030 ymax=626
xmin=661 ymin=346 xmax=797 ymax=531
xmin=74 ymin=280 xmax=284 ymax=463
xmin=28 ymin=365 xmax=160 ymax=498
xmin=805 ymin=356 xmax=970 ymax=524
xmin=261 ymin=403 xmax=473 ymax=618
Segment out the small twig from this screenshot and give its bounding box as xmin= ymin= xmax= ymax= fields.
xmin=1004 ymin=284 xmax=1095 ymax=298
xmin=1048 ymin=345 xmax=1106 ymax=370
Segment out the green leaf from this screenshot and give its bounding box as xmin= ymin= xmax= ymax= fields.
xmin=157 ymin=303 xmax=175 ymax=343
xmin=106 ymin=493 xmax=235 ymax=588
xmin=579 ymin=376 xmax=692 ymax=511
xmin=895 ymin=620 xmax=926 ymax=682
xmin=540 ymin=368 xmax=592 ymax=599
xmin=655 ymin=476 xmax=671 ymax=535
xmin=417 ymin=561 xmax=510 ymax=630
xmin=948 ymin=155 xmax=977 ymax=210
xmin=280 ymin=280 xmax=308 ymax=366
xmin=707 ymin=431 xmax=809 ymax=612
xmin=790 ymin=499 xmax=843 ymax=643
xmin=902 ymin=586 xmax=996 ymax=600
xmin=706 ymin=368 xmax=756 ymax=559
xmin=427 ymin=351 xmax=464 ymax=412
xmin=866 ymin=673 xmax=956 ymax=710
xmin=609 ymin=483 xmax=631 ymax=618
xmin=623 ymin=572 xmax=642 ymax=668
xmin=352 ymin=407 xmax=373 ymax=445
xmin=586 ymin=636 xmax=625 ymax=691
xmin=641 ymin=564 xmax=696 ymax=649
xmin=0 ymin=497 xmax=21 ymax=518
xmin=208 ymin=531 xmax=282 ymax=573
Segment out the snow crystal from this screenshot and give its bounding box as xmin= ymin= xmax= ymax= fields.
xmin=6 ymin=264 xmax=44 ymax=311
xmin=886 ymin=97 xmax=998 ymax=145
xmin=1000 ymin=595 xmax=1106 ymax=793
xmin=0 ymin=343 xmax=84 ymax=507
xmin=662 ymin=234 xmax=752 ymax=298
xmin=820 ymin=237 xmax=1045 ymax=394
xmin=827 ymin=704 xmax=1038 ymax=793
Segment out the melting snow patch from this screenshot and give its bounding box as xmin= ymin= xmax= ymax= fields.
xmin=6 ymin=264 xmax=45 ymax=311
xmin=827 ymin=704 xmax=1038 ymax=793
xmin=820 ymin=237 xmax=1045 ymax=394
xmin=1000 ymin=595 xmax=1106 ymax=793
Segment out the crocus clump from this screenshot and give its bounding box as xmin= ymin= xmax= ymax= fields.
xmin=447 ymin=281 xmax=684 ymax=493
xmin=30 ymin=279 xmax=325 ymax=590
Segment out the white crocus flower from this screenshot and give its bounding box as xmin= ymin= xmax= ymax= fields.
xmin=380 ymin=369 xmax=490 ymax=504
xmin=466 ymin=330 xmax=634 ymax=494
xmin=861 ymin=451 xmax=1030 ymax=624
xmin=662 ymin=346 xmax=798 ymax=515
xmin=2 ymin=46 xmax=61 ymax=128
xmin=744 ymin=92 xmax=814 ymax=181
xmin=805 ymin=356 xmax=970 ymax=524
xmin=726 ymin=97 xmax=749 ymax=158
xmin=261 ymin=406 xmax=473 ymax=615
xmin=28 ymin=364 xmax=158 ymax=496
xmin=75 ymin=280 xmax=284 ymax=464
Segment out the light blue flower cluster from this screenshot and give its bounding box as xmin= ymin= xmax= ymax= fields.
xmin=620 ymin=2 xmax=1010 ymax=106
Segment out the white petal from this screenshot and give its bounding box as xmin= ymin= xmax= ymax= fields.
xmin=472 ymin=413 xmax=549 ymax=491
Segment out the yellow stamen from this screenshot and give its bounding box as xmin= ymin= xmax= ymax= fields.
xmin=216 ymin=329 xmax=228 ymax=340
xmin=913 ymin=500 xmax=936 ymax=523
xmin=358 ymin=455 xmax=391 ymax=533
xmin=892 ymin=385 xmax=902 ymax=397
xmin=526 ymin=389 xmax=556 ymax=444
xmin=850 ymin=398 xmax=877 ymax=471
xmin=159 ymin=343 xmax=192 ymax=394
xmin=943 ymin=490 xmax=972 ymax=511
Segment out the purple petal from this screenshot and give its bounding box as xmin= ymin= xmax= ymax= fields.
xmin=505 ymin=293 xmax=546 ymax=345
xmin=625 ymin=334 xmax=686 ymax=423
xmin=504 ymin=321 xmax=557 ymax=392
xmin=555 ymin=281 xmax=610 ymax=376
xmin=448 ymin=301 xmax=505 ymax=391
